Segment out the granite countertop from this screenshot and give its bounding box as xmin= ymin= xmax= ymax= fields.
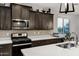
xmin=0 ymin=37 xmax=12 ymax=44
xmin=28 ymin=35 xmax=64 ymax=41
xmin=21 ymin=41 xmax=79 ymax=56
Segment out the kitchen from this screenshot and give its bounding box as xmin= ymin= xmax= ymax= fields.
xmin=0 ymin=3 xmax=79 ymax=56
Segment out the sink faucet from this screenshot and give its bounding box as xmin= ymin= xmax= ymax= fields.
xmin=71 ymin=32 xmax=78 ymax=47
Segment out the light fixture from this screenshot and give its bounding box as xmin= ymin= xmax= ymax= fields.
xmin=59 ymin=3 xmax=75 ymax=14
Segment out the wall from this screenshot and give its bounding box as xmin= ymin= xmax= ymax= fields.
xmin=75 ymin=15 xmax=79 ymax=39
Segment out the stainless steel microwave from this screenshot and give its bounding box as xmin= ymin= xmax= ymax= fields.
xmin=12 ymin=19 xmax=30 ymax=30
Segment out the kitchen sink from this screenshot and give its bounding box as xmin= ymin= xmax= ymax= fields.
xmin=56 ymin=43 xmax=75 ymax=49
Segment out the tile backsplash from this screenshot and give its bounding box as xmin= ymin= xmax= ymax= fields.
xmin=0 ymin=30 xmax=53 ymax=37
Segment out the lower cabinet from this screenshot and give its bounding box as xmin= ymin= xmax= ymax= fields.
xmin=0 ymin=44 xmax=12 ymax=56
xmin=32 ymin=38 xmax=64 ymax=47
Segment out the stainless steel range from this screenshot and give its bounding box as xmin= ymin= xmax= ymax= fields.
xmin=11 ymin=32 xmax=32 ymax=47
xmin=11 ymin=32 xmax=32 ymax=56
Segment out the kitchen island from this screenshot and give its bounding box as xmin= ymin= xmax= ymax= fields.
xmin=21 ymin=41 xmax=79 ymax=56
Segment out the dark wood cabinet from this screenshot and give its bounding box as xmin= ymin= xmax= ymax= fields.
xmin=0 ymin=44 xmax=12 ymax=56
xmin=29 ymin=11 xmax=36 ymax=29
xmin=5 ymin=7 xmax=11 ymax=30
xmin=42 ymin=14 xmax=53 ymax=30
xmin=42 ymin=14 xmax=48 ymax=29
xmin=46 ymin=14 xmax=53 ymax=29
xmin=12 ymin=4 xmax=22 ymax=19
xmin=11 ymin=3 xmax=32 ymax=19
xmin=29 ymin=11 xmax=53 ymax=30
xmin=35 ymin=13 xmax=42 ymax=30
xmin=21 ymin=6 xmax=30 ymax=20
xmin=32 ymin=38 xmax=64 ymax=47
xmin=0 ymin=7 xmax=11 ymax=30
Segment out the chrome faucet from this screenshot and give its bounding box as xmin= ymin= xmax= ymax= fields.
xmin=71 ymin=32 xmax=78 ymax=47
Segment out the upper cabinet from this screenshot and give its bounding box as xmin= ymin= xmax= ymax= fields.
xmin=11 ymin=3 xmax=32 ymax=20
xmin=12 ymin=4 xmax=22 ymax=19
xmin=0 ymin=7 xmax=11 ymax=30
xmin=42 ymin=14 xmax=53 ymax=30
xmin=29 ymin=11 xmax=36 ymax=29
xmin=21 ymin=6 xmax=30 ymax=20
xmin=29 ymin=11 xmax=53 ymax=30
xmin=34 ymin=12 xmax=42 ymax=30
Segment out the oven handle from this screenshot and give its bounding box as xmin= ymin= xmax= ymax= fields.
xmin=13 ymin=43 xmax=32 ymax=47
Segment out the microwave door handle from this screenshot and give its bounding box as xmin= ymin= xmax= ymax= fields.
xmin=27 ymin=21 xmax=29 ymax=27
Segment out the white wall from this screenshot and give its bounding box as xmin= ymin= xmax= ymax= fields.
xmin=75 ymin=15 xmax=79 ymax=39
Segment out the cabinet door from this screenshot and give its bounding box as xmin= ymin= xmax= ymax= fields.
xmin=42 ymin=14 xmax=53 ymax=30
xmin=4 ymin=8 xmax=11 ymax=30
xmin=29 ymin=11 xmax=53 ymax=30
xmin=39 ymin=13 xmax=43 ymax=29
xmin=12 ymin=4 xmax=22 ymax=19
xmin=0 ymin=7 xmax=11 ymax=30
xmin=35 ymin=13 xmax=39 ymax=29
xmin=21 ymin=6 xmax=30 ymax=20
xmin=47 ymin=14 xmax=53 ymax=29
xmin=12 ymin=4 xmax=31 ymax=20
xmin=35 ymin=13 xmax=42 ymax=30
xmin=0 ymin=7 xmax=5 ymax=29
xmin=42 ymin=14 xmax=48 ymax=29
xmin=29 ymin=11 xmax=36 ymax=29
xmin=0 ymin=44 xmax=12 ymax=56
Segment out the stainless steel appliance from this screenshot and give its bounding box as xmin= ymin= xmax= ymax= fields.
xmin=11 ymin=32 xmax=32 ymax=47
xmin=12 ymin=19 xmax=30 ymax=29
xmin=11 ymin=32 xmax=32 ymax=56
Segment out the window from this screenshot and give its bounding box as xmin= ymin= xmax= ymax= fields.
xmin=57 ymin=18 xmax=70 ymax=33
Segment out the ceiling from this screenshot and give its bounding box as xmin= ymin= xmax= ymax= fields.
xmin=18 ymin=3 xmax=79 ymax=15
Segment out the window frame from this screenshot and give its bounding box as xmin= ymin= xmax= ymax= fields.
xmin=57 ymin=17 xmax=70 ymax=34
